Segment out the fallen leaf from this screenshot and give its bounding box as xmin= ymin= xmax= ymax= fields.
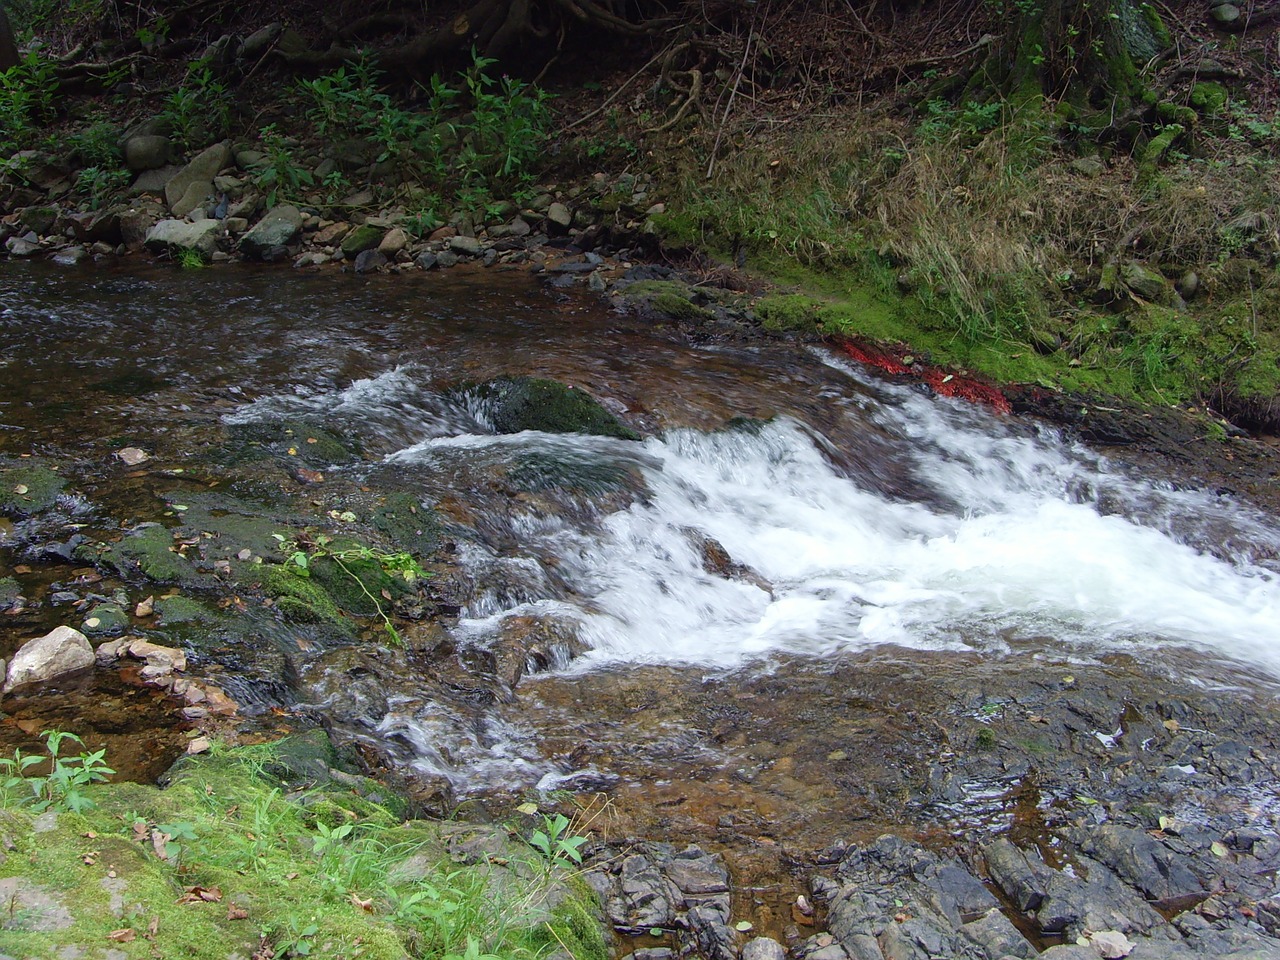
xmin=515 ymin=802 xmax=539 ymax=815
xmin=116 ymin=447 xmax=150 ymax=466
xmin=351 ymin=893 xmax=375 ymax=912
xmin=83 ymin=831 xmax=97 ymax=839
xmin=151 ymin=829 xmax=171 ymax=861
xmin=306 ymin=437 xmax=318 ymax=444
xmin=286 ymin=872 xmax=299 ymax=880
xmin=176 ymin=885 xmax=223 ymax=904
xmin=1163 ymin=719 xmax=1180 ymax=733
xmin=14 ymin=564 xmax=31 ymax=573
xmin=287 ymin=446 xmax=298 ymax=455
xmin=228 ymin=903 xmax=249 ymax=920
xmin=84 ymin=617 xmax=101 ymax=628
xmin=1211 ymin=841 xmax=1229 ymax=858
xmin=148 ymin=916 xmax=160 ymax=937
xmin=734 ymin=920 xmax=753 ymax=932
xmin=133 ymin=820 xmax=148 ymax=841
xmin=13 ymin=483 xmax=29 ymax=495
xmin=107 ymin=929 xmax=136 ymax=942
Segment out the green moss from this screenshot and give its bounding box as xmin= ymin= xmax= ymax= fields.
xmin=1137 ymin=124 xmax=1184 ymax=183
xmin=154 ymin=595 xmax=216 ymax=625
xmin=372 ymin=494 xmax=440 ymax=557
xmin=340 ymin=223 xmax=386 ymax=256
xmin=1190 ymin=82 xmax=1229 ymax=117
xmin=1156 ymin=102 xmax=1197 ymax=127
xmin=81 ymin=602 xmax=131 ymax=636
xmin=0 ymin=462 xmax=66 ymax=516
xmin=226 ymin=419 xmax=358 ymax=467
xmin=646 ymin=210 xmax=701 ymax=246
xmin=0 ymin=576 xmax=20 ymax=610
xmin=975 ymin=728 xmax=997 ymax=751
xmin=82 ymin=524 xmax=199 ymax=585
xmin=650 ymin=291 xmax=713 ymax=322
xmin=309 ymin=544 xmax=403 ymax=618
xmin=756 ymin=294 xmax=823 ymax=333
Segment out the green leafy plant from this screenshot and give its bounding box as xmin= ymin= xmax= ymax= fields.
xmin=71 ymin=120 xmax=123 ymax=167
xmin=255 ymin=123 xmax=314 ymax=207
xmin=0 ymin=730 xmax=114 ymax=813
xmin=161 ymin=60 xmax=232 ymax=150
xmin=527 ymin=812 xmax=588 ymax=868
xmin=0 ymin=50 xmax=59 ymax=152
xmin=75 ymin=165 xmax=129 ymax=210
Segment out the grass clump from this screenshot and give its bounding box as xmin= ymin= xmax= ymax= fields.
xmin=0 ymin=734 xmax=606 ymax=960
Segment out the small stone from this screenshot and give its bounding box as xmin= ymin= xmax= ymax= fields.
xmin=415 ymin=251 xmax=438 ymax=270
xmin=1088 ymin=930 xmax=1134 ymax=958
xmin=428 ymin=225 xmax=458 ymax=242
xmin=547 ymin=202 xmax=572 ymax=230
xmin=116 ymin=447 xmax=149 ymax=466
xmin=436 ymin=250 xmax=460 ymax=268
xmin=313 ymin=221 xmax=350 ymax=245
xmin=186 ymin=736 xmax=212 ymax=755
xmin=449 ymin=235 xmax=483 ymax=256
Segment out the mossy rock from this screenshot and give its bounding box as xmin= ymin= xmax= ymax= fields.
xmin=458 ymin=377 xmax=640 ymax=440
xmin=0 ymin=462 xmax=66 ymax=517
xmin=372 ymin=494 xmax=440 ymax=557
xmin=308 ymin=542 xmax=413 ymax=618
xmin=505 ymin=452 xmax=632 ymax=494
xmin=81 ymin=602 xmax=131 ymax=636
xmin=80 ymin=524 xmax=199 ymax=585
xmin=154 ymin=594 xmax=217 ymax=625
xmin=757 ymin=294 xmax=823 ymax=333
xmin=1190 ymin=81 xmax=1229 ymax=116
xmin=341 ymin=223 xmax=387 ymax=257
xmin=262 ymin=563 xmax=348 ymax=629
xmin=226 ymin=418 xmax=359 ymax=466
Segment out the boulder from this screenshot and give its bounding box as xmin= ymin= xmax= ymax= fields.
xmin=239 ymin=204 xmax=303 ymax=260
xmin=144 ymin=219 xmax=224 ymax=262
xmin=3 ymin=626 xmax=94 ymax=692
xmin=448 ymin=235 xmax=483 ymax=256
xmin=353 ymin=249 xmax=387 ymax=273
xmin=130 ymin=164 xmax=182 ymax=197
xmin=124 ymin=134 xmax=173 ymax=172
xmin=165 ymin=141 xmax=232 ymax=210
xmin=119 ymin=207 xmax=160 ymax=249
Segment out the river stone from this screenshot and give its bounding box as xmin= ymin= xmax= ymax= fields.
xmin=378 ymin=226 xmax=408 ymax=256
xmin=170 ymin=180 xmax=212 ymax=219
xmin=124 ymin=134 xmax=172 ymax=172
xmin=741 ymin=939 xmax=785 ymax=960
xmin=129 ymin=163 xmax=181 ymax=197
xmin=313 ymin=221 xmax=350 ymax=245
xmin=144 ymin=219 xmax=223 ymax=261
xmin=165 ymin=141 xmax=231 ymax=210
xmin=238 ymin=21 xmax=282 ymax=60
xmin=81 ymin=603 xmax=130 ymax=636
xmin=546 ymin=201 xmax=572 ymax=231
xmin=341 ymin=223 xmax=385 ymax=257
xmin=449 ymin=235 xmax=483 ymax=256
xmin=5 ymin=234 xmax=40 ymax=257
xmin=239 ymin=204 xmax=303 ymax=260
xmin=458 ymin=377 xmax=640 ymax=440
xmin=3 ymin=626 xmax=94 ymax=692
xmin=354 ymin=249 xmax=387 ymax=274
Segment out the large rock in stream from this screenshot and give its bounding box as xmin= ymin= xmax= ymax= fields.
xmin=3 ymin=626 xmax=94 ymax=692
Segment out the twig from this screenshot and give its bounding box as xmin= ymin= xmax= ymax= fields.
xmin=706 ymin=25 xmax=753 ymax=180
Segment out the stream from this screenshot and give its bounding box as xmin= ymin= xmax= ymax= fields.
xmin=4 ymin=260 xmax=1280 ymax=950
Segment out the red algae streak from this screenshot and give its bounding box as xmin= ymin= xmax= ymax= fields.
xmin=835 ymin=337 xmax=1013 ymax=415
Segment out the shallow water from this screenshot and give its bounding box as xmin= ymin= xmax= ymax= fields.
xmin=2 ymin=259 xmax=1278 ymax=819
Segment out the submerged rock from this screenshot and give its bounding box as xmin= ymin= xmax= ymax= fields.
xmin=3 ymin=625 xmax=94 ymax=692
xmin=458 ymin=376 xmax=641 ymax=440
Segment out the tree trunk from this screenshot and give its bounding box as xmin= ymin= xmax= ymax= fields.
xmin=989 ymin=0 xmax=1168 ymax=111
xmin=0 ymin=2 xmax=19 ymax=72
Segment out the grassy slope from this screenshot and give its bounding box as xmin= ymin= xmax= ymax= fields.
xmin=0 ymin=735 xmax=606 ymax=960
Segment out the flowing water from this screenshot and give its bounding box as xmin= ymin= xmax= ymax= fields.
xmin=3 ymin=260 xmax=1279 ymax=859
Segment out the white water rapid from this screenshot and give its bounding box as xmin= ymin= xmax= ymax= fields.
xmin=263 ymin=350 xmax=1279 ymax=680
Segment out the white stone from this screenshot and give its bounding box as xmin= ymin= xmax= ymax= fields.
xmin=3 ymin=626 xmax=94 ymax=692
